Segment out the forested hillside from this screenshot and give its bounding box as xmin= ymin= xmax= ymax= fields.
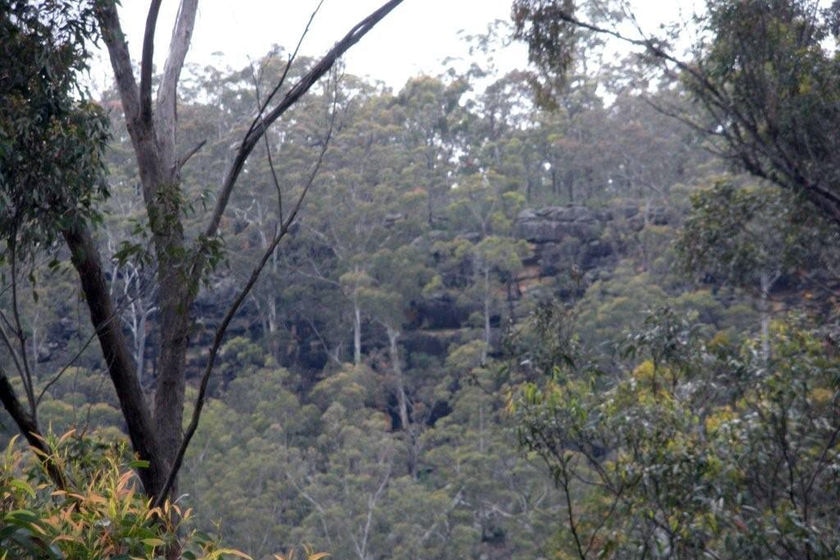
xmin=2 ymin=1 xmax=840 ymax=559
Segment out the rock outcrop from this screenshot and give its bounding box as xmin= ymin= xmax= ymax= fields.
xmin=515 ymin=205 xmax=615 ymax=277
xmin=516 ymin=206 xmax=607 ymax=244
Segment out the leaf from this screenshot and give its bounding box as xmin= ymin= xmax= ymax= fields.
xmin=3 ymin=509 xmax=44 ymax=529
xmin=128 ymin=459 xmax=150 ymax=469
xmin=8 ymin=478 xmax=36 ymax=498
xmin=208 ymin=548 xmax=252 ymax=559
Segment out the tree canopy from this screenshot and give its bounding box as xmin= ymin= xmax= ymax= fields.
xmin=513 ymin=0 xmax=840 ymax=225
xmin=2 ymin=1 xmax=840 ymax=558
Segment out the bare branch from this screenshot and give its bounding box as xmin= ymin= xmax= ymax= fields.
xmin=252 ymin=0 xmax=327 ymax=139
xmin=0 ymin=318 xmax=27 ymax=396
xmin=140 ymin=0 xmax=162 ymax=124
xmin=553 ymin=6 xmax=840 ymax=227
xmin=37 ymin=328 xmax=102 ymax=407
xmin=177 ymin=139 xmax=207 ymax=170
xmin=249 ymin=62 xmax=286 ymax=220
xmin=0 ymin=369 xmax=66 ymax=490
xmin=95 ymin=0 xmax=141 ymax=122
xmin=6 ymin=241 xmax=36 ymax=420
xmin=155 ymin=105 xmax=338 ymax=507
xmin=157 ymin=0 xmax=199 ymax=151
xmin=204 ymin=0 xmax=405 ymax=241
xmin=550 ymin=7 xmax=717 ymax=96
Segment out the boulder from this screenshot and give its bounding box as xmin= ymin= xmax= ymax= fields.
xmin=515 ymin=206 xmax=616 ymax=279
xmin=516 ymin=205 xmax=607 ymax=243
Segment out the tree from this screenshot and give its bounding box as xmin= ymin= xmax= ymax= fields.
xmin=512 ymin=307 xmax=840 ymax=559
xmin=201 ymin=53 xmax=346 ymax=368
xmin=395 ymin=76 xmax=471 ymax=225
xmin=0 ymin=433 xmax=245 ymax=559
xmin=0 ymin=0 xmax=109 ymax=491
xmin=676 ymin=178 xmax=833 ymax=361
xmin=362 ymin=244 xmax=436 ymax=476
xmin=512 ymin=0 xmax=840 ymax=226
xmin=304 ymin=82 xmax=425 ymax=366
xmin=1 ymin=0 xmax=405 ymax=514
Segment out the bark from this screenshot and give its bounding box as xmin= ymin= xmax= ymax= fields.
xmin=758 ymin=270 xmax=781 ymax=366
xmin=387 ymin=324 xmax=418 ymax=477
xmin=96 ymin=0 xmax=199 ymax=500
xmin=93 ymin=0 xmax=406 ymax=504
xmin=152 ymin=235 xmax=191 ymax=491
xmin=155 ymin=110 xmax=334 ymax=506
xmin=0 ymin=371 xmax=66 ymax=490
xmin=482 ymin=266 xmax=491 ymax=365
xmin=386 ymin=326 xmax=409 ymax=433
xmin=354 ymin=295 xmax=363 ymax=366
xmin=135 ymin=298 xmax=150 ymax=384
xmin=61 ymin=220 xmax=164 ymax=496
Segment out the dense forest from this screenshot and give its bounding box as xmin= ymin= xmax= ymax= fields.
xmin=2 ymin=0 xmax=840 ymax=559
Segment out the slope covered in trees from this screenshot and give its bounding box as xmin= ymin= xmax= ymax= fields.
xmin=3 ymin=1 xmax=840 ymax=558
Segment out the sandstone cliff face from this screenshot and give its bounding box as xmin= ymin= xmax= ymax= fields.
xmin=516 ymin=206 xmax=608 ymax=243
xmin=30 ymin=205 xmax=650 ymax=385
xmin=515 ymin=205 xmax=616 ymax=277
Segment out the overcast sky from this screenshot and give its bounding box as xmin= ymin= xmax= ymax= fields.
xmin=92 ymin=0 xmax=702 ymax=96
xmin=105 ymin=0 xmax=524 ymax=90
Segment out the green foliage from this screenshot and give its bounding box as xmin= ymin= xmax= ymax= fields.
xmin=7 ymin=8 xmax=839 ymax=558
xmin=573 ymin=264 xmax=671 ymax=354
xmin=0 ymin=0 xmax=109 ymax=254
xmin=676 ymin=179 xmax=826 ymax=290
xmin=513 ymin=0 xmax=840 ymax=228
xmin=511 ymin=0 xmax=577 ymax=107
xmin=0 ymin=432 xmax=257 ymax=560
xmin=309 ymin=363 xmax=377 ymax=412
xmin=513 ymin=309 xmax=840 ymax=559
xmin=179 ymin=347 xmax=563 ymax=559
xmin=695 ymin=0 xmax=840 ymax=213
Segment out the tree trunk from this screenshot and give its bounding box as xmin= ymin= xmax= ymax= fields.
xmin=95 ymin=0 xmax=199 ymax=500
xmin=62 ymin=220 xmax=165 ymax=495
xmin=387 ymin=325 xmax=417 ymax=477
xmin=152 ymin=234 xmax=192 ymax=492
xmin=135 ymin=293 xmax=152 ymax=386
xmin=758 ymin=270 xmax=780 ymax=366
xmin=0 ymin=373 xmax=67 ymax=490
xmin=354 ymin=299 xmax=363 ymax=366
xmin=387 ymin=326 xmax=409 ymax=432
xmin=92 ymin=0 xmax=407 ymax=505
xmin=482 ymin=265 xmax=491 ymax=365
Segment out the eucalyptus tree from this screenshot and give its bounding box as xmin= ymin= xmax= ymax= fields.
xmin=395 ymin=75 xmax=472 ymax=225
xmin=361 ymin=244 xmax=436 ymax=476
xmin=301 ymin=82 xmax=428 ymax=366
xmin=0 ymin=0 xmax=108 ymax=489
xmin=0 ymin=0 xmax=406 ymax=513
xmin=513 ymin=307 xmax=840 ymax=559
xmin=512 ymin=0 xmax=840 ymax=227
xmin=676 ymin=178 xmax=837 ymax=360
xmin=197 ymin=52 xmax=345 ymax=367
xmin=180 ymin=356 xmax=320 ymax=557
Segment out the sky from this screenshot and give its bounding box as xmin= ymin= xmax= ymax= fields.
xmin=103 ymin=0 xmax=526 ymax=91
xmin=91 ymin=0 xmax=703 ymax=97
